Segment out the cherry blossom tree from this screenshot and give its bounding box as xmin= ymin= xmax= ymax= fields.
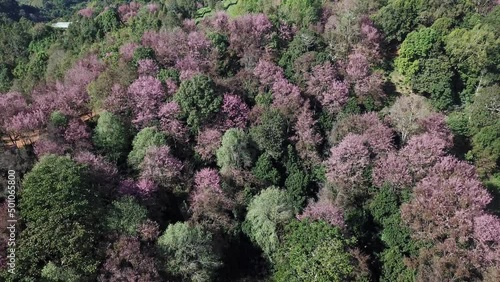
xmin=331 ymin=112 xmax=394 ymax=155
xmin=137 ymin=59 xmax=159 ymax=77
xmin=118 ymin=2 xmax=141 ymax=23
xmin=64 ymin=119 xmax=92 ymax=150
xmin=228 ymin=14 xmax=273 ymax=68
xmin=139 ymin=146 xmax=183 ymax=186
xmin=401 ymin=156 xmax=497 ymax=280
xmin=78 ymin=7 xmax=94 ymax=18
xmin=33 ymin=138 xmax=67 ymax=158
xmin=292 ymin=104 xmax=322 ymax=166
xmin=119 ymin=42 xmax=140 ymax=62
xmin=298 ymin=188 xmax=345 ymax=228
xmin=189 ymin=168 xmax=235 ymax=233
xmin=325 ymin=133 xmax=371 ymax=206
xmin=128 ymin=76 xmax=165 ymax=128
xmin=99 ymin=236 xmax=160 ymax=281
xmin=158 ymin=102 xmax=188 ymax=142
xmin=220 ymin=94 xmax=249 ymax=129
xmin=195 ymin=128 xmax=222 ymax=162
xmin=372 ymin=132 xmax=450 ymax=189
xmin=306 ymin=62 xmax=349 ymax=114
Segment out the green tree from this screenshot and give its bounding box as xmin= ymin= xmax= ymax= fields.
xmin=278 ymin=0 xmax=321 ymax=28
xmin=41 ymin=262 xmax=80 ymax=282
xmin=252 ymin=153 xmax=281 ymax=185
xmin=284 ymin=146 xmax=310 ymax=211
xmin=250 ymin=110 xmax=287 ymax=159
xmin=216 ymin=128 xmax=253 ymax=173
xmin=94 ymin=111 xmax=130 ymax=163
xmin=174 ymin=74 xmax=222 ymax=131
xmin=157 ymin=222 xmax=222 ymax=281
xmin=105 ymin=196 xmax=148 ymax=236
xmin=445 ymin=24 xmax=500 ymax=103
xmin=375 ymin=0 xmax=422 ymax=42
xmin=127 ymin=127 xmax=167 ymax=169
xmin=13 ymin=155 xmax=103 ymax=280
xmin=274 ymin=220 xmax=365 ymax=282
xmin=243 ymin=187 xmax=295 ymax=257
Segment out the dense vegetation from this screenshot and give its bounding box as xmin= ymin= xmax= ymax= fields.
xmin=1 ymin=0 xmax=499 ymax=281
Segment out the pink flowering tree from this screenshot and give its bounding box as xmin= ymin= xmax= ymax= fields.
xmin=195 ymin=128 xmax=222 ymax=162
xmin=119 ymin=42 xmax=140 ymax=62
xmin=137 ymin=59 xmax=159 ymax=77
xmin=292 ymin=104 xmax=322 ymax=167
xmin=228 ymin=14 xmax=273 ymax=68
xmin=74 ymin=151 xmax=118 ymax=188
xmin=346 ymin=48 xmax=385 ymax=103
xmin=176 ymin=31 xmax=213 ymax=80
xmin=324 ymin=134 xmax=371 ymax=206
xmin=33 ymin=138 xmax=67 ymax=159
xmin=372 ymin=132 xmax=450 ymax=189
xmin=128 ymin=76 xmax=166 ymax=128
xmin=0 ymin=92 xmax=27 ymax=134
xmin=220 ymin=94 xmax=249 ymax=129
xmin=401 ymin=157 xmax=498 ymax=280
xmin=118 ymin=178 xmax=159 ymax=198
xmin=139 ymin=146 xmax=183 ymax=186
xmin=330 ymin=112 xmax=394 ymax=155
xmin=158 ymin=102 xmax=188 ymax=143
xmin=64 ymin=119 xmax=92 ymax=150
xmin=118 ymin=2 xmax=141 ymax=23
xmin=253 ymin=60 xmax=303 ymax=119
xmin=104 ymin=84 xmax=131 ymax=116
xmin=78 ymin=7 xmax=94 ymax=18
xmin=298 ymin=188 xmax=345 ymax=228
xmin=306 ymin=62 xmax=349 ymax=114
xmin=189 ymin=168 xmax=235 ymax=233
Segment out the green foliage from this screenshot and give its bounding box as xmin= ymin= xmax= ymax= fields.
xmin=375 ymin=0 xmax=422 ymax=42
xmin=445 ymin=24 xmax=500 ymax=102
xmin=0 ymin=63 xmax=12 ymax=92
xmin=252 ymin=153 xmax=281 ymax=185
xmin=274 ymin=220 xmax=360 ymax=282
xmin=369 ymin=185 xmax=399 ymax=225
xmin=470 ymin=121 xmax=500 ymax=176
xmin=380 ymin=247 xmax=416 ymax=282
xmin=49 ymin=111 xmax=68 ymax=127
xmin=164 ymin=0 xmax=201 ymax=19
xmin=395 ymin=27 xmax=456 ymax=109
xmin=105 ymin=196 xmax=148 ymax=236
xmin=410 ymin=56 xmax=456 ymax=110
xmin=88 ymin=61 xmax=135 ymax=111
xmin=16 ymin=155 xmax=103 ymax=279
xmin=216 ymin=128 xmax=253 ymax=172
xmin=284 ymin=146 xmax=311 ymax=211
xmin=243 ymin=186 xmax=295 ymax=257
xmin=157 ymin=68 xmax=180 ymax=84
xmin=278 ymin=0 xmax=321 ymax=28
xmin=158 ymin=222 xmax=222 ymax=281
xmin=278 ymin=29 xmax=322 ymax=79
xmin=127 ymin=127 xmax=167 ymax=169
xmin=174 ymin=75 xmax=222 ymax=131
xmin=395 ymin=27 xmax=442 ymax=78
xmin=95 ymin=8 xmax=120 ymax=36
xmin=250 ymin=110 xmax=287 ymax=159
xmin=41 ymin=262 xmax=81 ymax=282
xmin=447 ymin=110 xmax=470 ymax=137
xmin=467 ymin=85 xmax=500 ymax=134
xmin=132 ymin=46 xmax=155 ymax=66
xmin=94 ymin=111 xmax=130 ymax=163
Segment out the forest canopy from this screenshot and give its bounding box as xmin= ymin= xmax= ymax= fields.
xmin=0 ymin=0 xmax=499 ymax=281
